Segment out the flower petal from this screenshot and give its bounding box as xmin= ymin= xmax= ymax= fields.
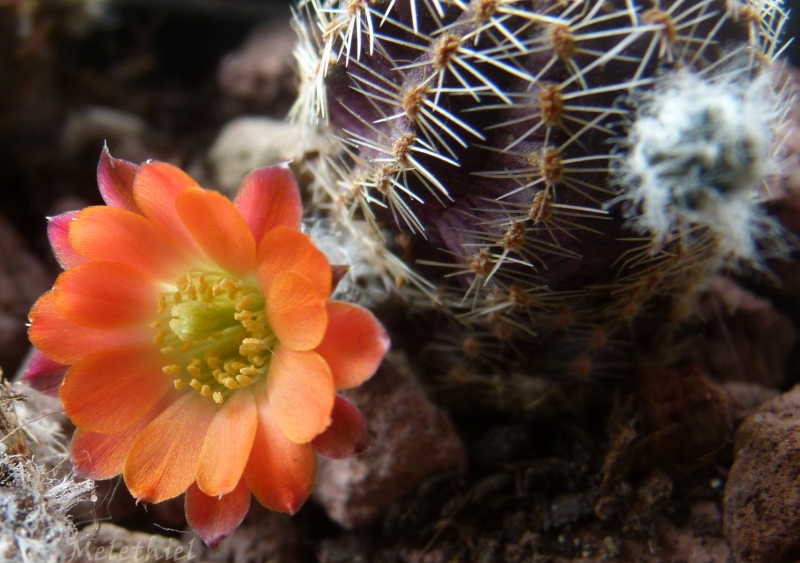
xmin=133 ymin=161 xmax=202 ymax=256
xmin=48 ymin=211 xmax=87 ymax=270
xmin=98 ymin=146 xmax=140 ymax=213
xmin=267 ymin=345 xmax=334 ymax=444
xmin=28 ymin=292 xmax=147 ymax=365
xmin=185 ymin=480 xmax=251 ymax=548
xmin=53 ymin=261 xmax=159 ymax=328
xmin=244 ymin=390 xmax=316 ymax=514
xmin=267 ymin=272 xmax=328 ymax=352
xmin=235 ymin=165 xmax=303 ymax=244
xmin=21 ymin=350 xmax=68 ymax=397
xmin=257 ymin=227 xmax=331 ymax=297
xmin=60 ymin=343 xmax=173 ymax=433
xmin=311 ymin=395 xmax=368 ymax=459
xmin=124 ymin=393 xmax=216 ymax=503
xmin=71 ymin=398 xmax=167 ymax=479
xmin=315 ymin=301 xmax=390 ymax=390
xmin=69 ymin=206 xmax=188 ymax=281
xmin=196 ymin=389 xmax=257 ymax=497
xmin=175 ymin=187 xmax=257 ymax=277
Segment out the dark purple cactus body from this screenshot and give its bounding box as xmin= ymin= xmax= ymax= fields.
xmin=293 ymin=0 xmax=791 ymax=393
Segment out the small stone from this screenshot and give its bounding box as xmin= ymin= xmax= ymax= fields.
xmin=208 ymin=117 xmax=323 ymax=195
xmin=313 ymin=353 xmax=468 ymax=529
xmin=691 ymin=277 xmax=793 ymax=389
xmin=724 ymin=385 xmax=800 ymax=563
xmin=217 ymin=20 xmax=297 ymax=109
xmin=634 ymin=365 xmax=734 ymax=466
xmin=550 ymin=493 xmax=593 ymax=528
xmin=74 ymin=524 xmax=192 ymax=562
xmin=636 ymin=470 xmax=673 ymax=511
xmin=60 ymin=106 xmax=150 ymax=163
xmin=690 ymin=501 xmax=722 ymax=536
xmin=722 ymin=381 xmax=780 ymax=424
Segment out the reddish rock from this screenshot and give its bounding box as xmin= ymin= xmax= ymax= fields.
xmin=313 ymin=353 xmax=468 ymax=529
xmin=691 ymin=277 xmax=793 ymax=389
xmin=217 ymin=20 xmax=297 ymax=112
xmin=724 ymin=385 xmax=800 ymax=563
xmin=634 ymin=365 xmax=734 ymax=467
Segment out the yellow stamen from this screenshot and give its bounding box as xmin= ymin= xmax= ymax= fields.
xmin=239 ymin=338 xmax=262 ymax=356
xmin=234 ymin=293 xmax=256 ymax=311
xmin=158 ymin=270 xmax=277 ymax=403
xmin=204 ymin=350 xmax=220 ymax=369
xmin=239 ymin=365 xmax=258 ymax=377
xmin=153 ymin=329 xmax=168 ymax=346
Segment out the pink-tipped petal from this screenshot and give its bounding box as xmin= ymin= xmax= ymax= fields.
xmin=244 ymin=391 xmax=316 ymax=514
xmin=312 ymin=395 xmax=368 ymax=459
xmin=53 ymin=261 xmax=158 ymax=328
xmin=257 ymin=227 xmax=331 ymax=297
xmin=21 ymin=350 xmax=68 ymax=397
xmin=124 ymin=393 xmax=216 ymax=503
xmin=175 ymin=187 xmax=257 ymax=277
xmin=69 ymin=206 xmax=188 ymax=281
xmin=267 ymin=346 xmax=335 ymax=444
xmin=71 ymin=398 xmax=168 ymax=479
xmin=48 ymin=211 xmax=87 ymax=270
xmin=196 ymin=389 xmax=257 ymax=497
xmin=97 ymin=146 xmax=140 ymax=212
xmin=185 ymin=480 xmax=251 ymax=548
xmin=267 ymin=272 xmax=328 ymax=352
xmin=235 ymin=165 xmax=303 ymax=244
xmin=133 ymin=161 xmax=202 ymax=256
xmin=28 ymin=292 xmax=147 ymax=365
xmin=315 ymin=302 xmax=390 ymax=389
xmin=60 ymin=343 xmax=173 ymax=434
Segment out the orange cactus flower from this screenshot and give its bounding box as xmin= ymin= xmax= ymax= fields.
xmin=24 ymin=148 xmax=390 ymax=546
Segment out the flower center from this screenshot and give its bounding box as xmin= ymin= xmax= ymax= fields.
xmin=151 ymin=270 xmax=275 ymax=404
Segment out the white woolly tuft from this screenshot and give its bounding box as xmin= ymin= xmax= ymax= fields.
xmin=0 ymin=382 xmax=95 ymax=562
xmin=613 ymin=59 xmax=793 ymax=269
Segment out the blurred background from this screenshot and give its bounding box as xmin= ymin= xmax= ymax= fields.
xmin=0 ymin=0 xmax=305 ymax=376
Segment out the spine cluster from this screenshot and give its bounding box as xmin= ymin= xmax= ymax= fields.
xmin=291 ymin=0 xmax=793 ymax=400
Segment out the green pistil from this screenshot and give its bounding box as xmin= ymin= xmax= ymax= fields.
xmin=153 ymin=270 xmax=276 ymax=404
